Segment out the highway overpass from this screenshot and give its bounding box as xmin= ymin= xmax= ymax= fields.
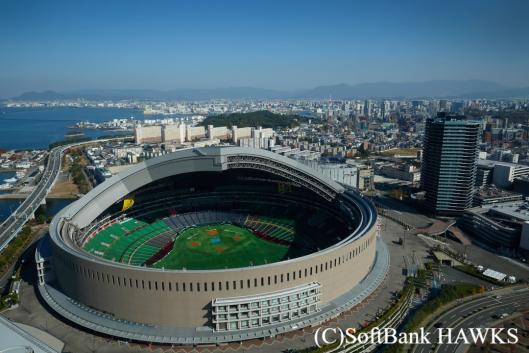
xmin=0 ymin=136 xmax=131 ymax=252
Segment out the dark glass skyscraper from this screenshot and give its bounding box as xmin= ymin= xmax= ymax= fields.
xmin=421 ymin=113 xmax=481 ymax=215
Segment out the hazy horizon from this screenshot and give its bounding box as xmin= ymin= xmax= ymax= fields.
xmin=2 ymin=0 xmax=529 ymax=98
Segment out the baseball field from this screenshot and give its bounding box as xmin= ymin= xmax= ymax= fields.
xmin=152 ymin=223 xmax=289 ymax=270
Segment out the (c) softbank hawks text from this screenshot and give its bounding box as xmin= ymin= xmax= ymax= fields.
xmin=314 ymin=327 xmax=519 ymax=348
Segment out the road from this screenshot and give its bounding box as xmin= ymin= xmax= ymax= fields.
xmin=448 ymin=238 xmax=529 ymax=281
xmin=0 ymin=136 xmax=131 ymax=252
xmin=0 ymin=227 xmax=47 ymax=290
xmin=0 ymin=146 xmax=63 ymax=251
xmin=413 ymin=287 xmax=529 ymax=353
xmin=371 ymin=195 xmax=432 ymax=229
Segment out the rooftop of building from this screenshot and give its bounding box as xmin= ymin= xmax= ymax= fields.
xmin=0 ymin=316 xmax=63 ymax=353
xmin=428 ymin=113 xmax=482 ymax=124
xmin=476 ymin=186 xmax=523 ymax=200
xmin=477 ymin=159 xmax=529 ymax=169
xmin=489 ymin=201 xmax=529 ymax=222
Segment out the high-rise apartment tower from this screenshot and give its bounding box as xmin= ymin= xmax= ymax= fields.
xmin=421 ymin=113 xmax=481 ymax=215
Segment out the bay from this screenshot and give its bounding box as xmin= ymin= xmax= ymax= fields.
xmin=0 ymin=106 xmax=151 ymax=220
xmin=0 ymin=106 xmax=148 ymax=150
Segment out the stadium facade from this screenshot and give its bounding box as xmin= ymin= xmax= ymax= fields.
xmin=37 ymin=147 xmax=388 ymax=344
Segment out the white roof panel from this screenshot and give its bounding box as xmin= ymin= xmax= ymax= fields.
xmin=482 ymin=268 xmax=507 ymax=281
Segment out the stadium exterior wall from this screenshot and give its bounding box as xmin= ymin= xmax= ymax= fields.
xmin=51 ymin=228 xmax=376 ymax=327
xmin=47 ymin=147 xmax=378 ymax=329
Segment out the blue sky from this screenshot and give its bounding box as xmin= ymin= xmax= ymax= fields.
xmin=1 ymin=0 xmax=529 ymax=97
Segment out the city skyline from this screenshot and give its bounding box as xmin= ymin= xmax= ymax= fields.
xmin=1 ymin=0 xmax=529 ymax=97
xmin=2 ymin=1 xmax=529 ymax=352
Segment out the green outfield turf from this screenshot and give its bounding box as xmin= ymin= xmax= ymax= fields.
xmin=152 ymin=223 xmax=289 ymax=270
xmin=83 ymin=218 xmax=172 ymax=265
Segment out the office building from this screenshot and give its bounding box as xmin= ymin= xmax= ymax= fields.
xmin=421 ymin=114 xmax=481 ymax=215
xmin=460 ymin=201 xmax=529 ymax=250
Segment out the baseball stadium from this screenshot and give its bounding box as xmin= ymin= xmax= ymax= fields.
xmin=36 ymin=147 xmax=389 ymax=345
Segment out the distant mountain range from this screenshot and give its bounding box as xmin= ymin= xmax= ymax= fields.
xmin=7 ymin=80 xmax=529 ymax=101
